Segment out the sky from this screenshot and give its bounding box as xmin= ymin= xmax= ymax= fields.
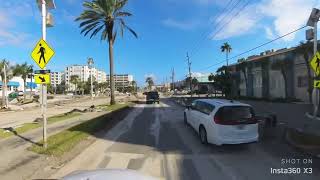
xmin=0 ymin=0 xmax=320 ymax=86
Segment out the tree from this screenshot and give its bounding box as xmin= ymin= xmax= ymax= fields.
xmin=145 ymin=77 xmax=154 ymax=91
xmin=191 ymin=77 xmax=198 ymax=89
xmin=13 ymin=62 xmax=33 ymax=101
xmin=0 ymin=59 xmax=13 ymax=107
xmin=70 ymin=75 xmax=80 ymax=94
xmin=221 ymin=42 xmax=232 ymax=66
xmin=271 ymin=58 xmax=292 ymax=99
xmin=208 ymin=73 xmax=215 ymax=82
xmin=76 ymin=0 xmax=138 ymax=105
xmin=78 ymin=81 xmax=86 ymax=95
xmin=214 ymin=66 xmax=232 ymax=97
xmin=296 ymin=41 xmax=313 ymax=103
xmin=236 ymin=60 xmax=248 ymax=96
xmin=56 ymin=80 xmax=67 ymax=94
xmin=131 ymin=80 xmax=137 ymax=92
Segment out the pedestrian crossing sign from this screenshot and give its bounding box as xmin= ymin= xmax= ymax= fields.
xmin=35 ymin=73 xmax=51 ymax=84
xmin=31 ymin=39 xmax=55 ymax=69
xmin=310 ymin=52 xmax=320 ymax=76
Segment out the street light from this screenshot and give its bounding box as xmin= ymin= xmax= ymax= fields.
xmin=306 ymin=8 xmax=320 ymax=119
xmin=87 ymin=58 xmax=94 ymax=100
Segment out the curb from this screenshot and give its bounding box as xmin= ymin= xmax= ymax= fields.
xmin=285 ymin=129 xmax=320 ymax=158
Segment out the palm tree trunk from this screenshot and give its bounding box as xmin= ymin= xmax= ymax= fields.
xmin=109 ymin=39 xmax=116 ymax=105
xmin=23 ymin=79 xmax=26 ymax=101
xmin=226 ymin=52 xmax=229 ymax=67
xmin=1 ymin=80 xmax=5 ymax=107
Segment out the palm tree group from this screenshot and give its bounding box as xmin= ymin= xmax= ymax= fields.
xmin=76 ymin=0 xmax=137 ymax=105
xmin=13 ymin=62 xmax=33 ymax=101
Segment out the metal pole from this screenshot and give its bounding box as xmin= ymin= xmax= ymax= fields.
xmin=313 ymin=22 xmax=319 ymax=119
xmin=91 ymin=67 xmax=93 ymax=100
xmin=3 ymin=64 xmax=8 ymax=108
xmin=41 ymin=0 xmax=48 ymax=149
xmin=187 ymin=53 xmax=192 ymax=96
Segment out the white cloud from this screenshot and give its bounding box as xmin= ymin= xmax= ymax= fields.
xmin=259 ymin=0 xmax=315 ymax=41
xmin=210 ymin=0 xmax=319 ymax=41
xmin=162 ymin=18 xmax=200 ymax=30
xmin=212 ymin=4 xmax=258 ymax=40
xmin=265 ymin=27 xmax=275 ymax=39
xmin=0 ymin=2 xmax=33 ymax=47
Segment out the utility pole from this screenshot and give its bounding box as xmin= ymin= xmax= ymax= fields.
xmin=186 ymin=53 xmax=192 ymax=95
xmin=171 ymin=68 xmax=175 ymax=92
xmin=87 ymin=58 xmax=94 ymax=100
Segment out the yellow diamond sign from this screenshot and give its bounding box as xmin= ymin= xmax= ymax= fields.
xmin=34 ymin=74 xmax=51 ymax=84
xmin=310 ymin=52 xmax=320 ymax=76
xmin=314 ymin=80 xmax=320 ymax=88
xmin=31 ymin=39 xmax=55 ymax=69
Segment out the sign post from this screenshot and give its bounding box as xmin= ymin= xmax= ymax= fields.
xmin=33 ymin=0 xmax=55 ymax=149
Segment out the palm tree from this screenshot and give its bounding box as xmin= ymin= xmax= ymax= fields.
xmin=296 ymin=41 xmax=313 ymax=103
xmin=131 ymin=80 xmax=137 ymax=92
xmin=221 ymin=42 xmax=232 ymax=66
xmin=70 ymin=75 xmax=80 ymax=94
xmin=13 ymin=62 xmax=33 ymax=101
xmin=145 ymin=77 xmax=154 ymax=91
xmin=76 ymin=0 xmax=138 ymax=105
xmin=0 ymin=59 xmax=12 ymax=107
xmin=271 ymin=58 xmax=292 ymax=99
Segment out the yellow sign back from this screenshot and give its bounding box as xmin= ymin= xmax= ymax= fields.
xmin=35 ymin=74 xmax=51 ymax=84
xmin=31 ymin=39 xmax=55 ymax=69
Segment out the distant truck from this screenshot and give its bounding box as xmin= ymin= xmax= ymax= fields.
xmin=144 ymin=91 xmax=160 ymax=104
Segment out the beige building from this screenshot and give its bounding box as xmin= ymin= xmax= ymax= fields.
xmin=64 ymin=65 xmax=107 ymax=90
xmin=106 ymin=74 xmax=134 ymax=88
xmin=229 ymin=45 xmax=316 ymax=103
xmin=50 ymin=72 xmax=64 ymax=87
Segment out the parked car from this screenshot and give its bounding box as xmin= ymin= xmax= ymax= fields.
xmin=18 ymin=91 xmax=24 ymax=96
xmin=145 ymin=91 xmax=160 ymax=104
xmin=184 ymin=99 xmax=258 ymax=145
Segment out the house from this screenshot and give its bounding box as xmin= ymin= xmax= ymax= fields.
xmin=0 ymin=76 xmax=39 ymax=96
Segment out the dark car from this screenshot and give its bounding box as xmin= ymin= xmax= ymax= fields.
xmin=145 ymin=91 xmax=160 ymax=104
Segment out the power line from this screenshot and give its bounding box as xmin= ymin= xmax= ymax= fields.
xmin=191 ymin=0 xmax=251 ymax=58
xmin=196 ymin=25 xmax=307 ymax=72
xmin=189 ymin=0 xmax=242 ymax=57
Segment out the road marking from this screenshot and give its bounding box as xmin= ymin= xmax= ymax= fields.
xmin=104 ymin=152 xmax=145 ymax=169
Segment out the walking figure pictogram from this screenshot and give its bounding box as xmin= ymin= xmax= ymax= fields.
xmin=38 ymin=43 xmax=46 ymax=64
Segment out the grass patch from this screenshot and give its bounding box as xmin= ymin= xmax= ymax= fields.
xmin=28 ymin=103 xmax=132 ymax=156
xmin=288 ymin=129 xmax=320 ymax=146
xmin=0 ymin=112 xmax=82 ymax=139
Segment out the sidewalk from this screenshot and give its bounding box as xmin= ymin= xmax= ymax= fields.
xmin=0 ymin=96 xmax=128 ymax=128
xmin=0 ymin=109 xmax=116 ymax=180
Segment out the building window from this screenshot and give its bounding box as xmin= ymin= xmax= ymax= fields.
xmin=297 ymin=76 xmax=308 ymax=88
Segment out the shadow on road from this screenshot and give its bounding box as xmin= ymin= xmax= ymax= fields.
xmin=3 ymin=127 xmax=42 ymax=146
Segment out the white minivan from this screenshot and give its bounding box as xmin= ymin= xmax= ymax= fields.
xmin=184 ymin=99 xmax=259 ymax=145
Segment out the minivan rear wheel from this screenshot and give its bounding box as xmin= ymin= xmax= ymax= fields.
xmin=199 ymin=126 xmax=208 ymax=144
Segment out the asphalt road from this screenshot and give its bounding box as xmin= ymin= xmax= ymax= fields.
xmin=52 ymin=98 xmax=320 ymax=180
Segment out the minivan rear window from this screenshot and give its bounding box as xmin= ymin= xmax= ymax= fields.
xmin=214 ymin=106 xmax=256 ymax=125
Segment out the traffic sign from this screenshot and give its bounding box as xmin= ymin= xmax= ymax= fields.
xmin=35 ymin=74 xmax=51 ymax=84
xmin=34 ymin=70 xmax=51 ymax=74
xmin=314 ymin=80 xmax=320 ymax=88
xmin=31 ymin=39 xmax=55 ymax=69
xmin=310 ymin=52 xmax=320 ymax=76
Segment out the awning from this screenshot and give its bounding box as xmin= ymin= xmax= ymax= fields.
xmin=0 ymin=81 xmax=20 ymax=87
xmin=27 ymin=82 xmax=37 ymax=89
